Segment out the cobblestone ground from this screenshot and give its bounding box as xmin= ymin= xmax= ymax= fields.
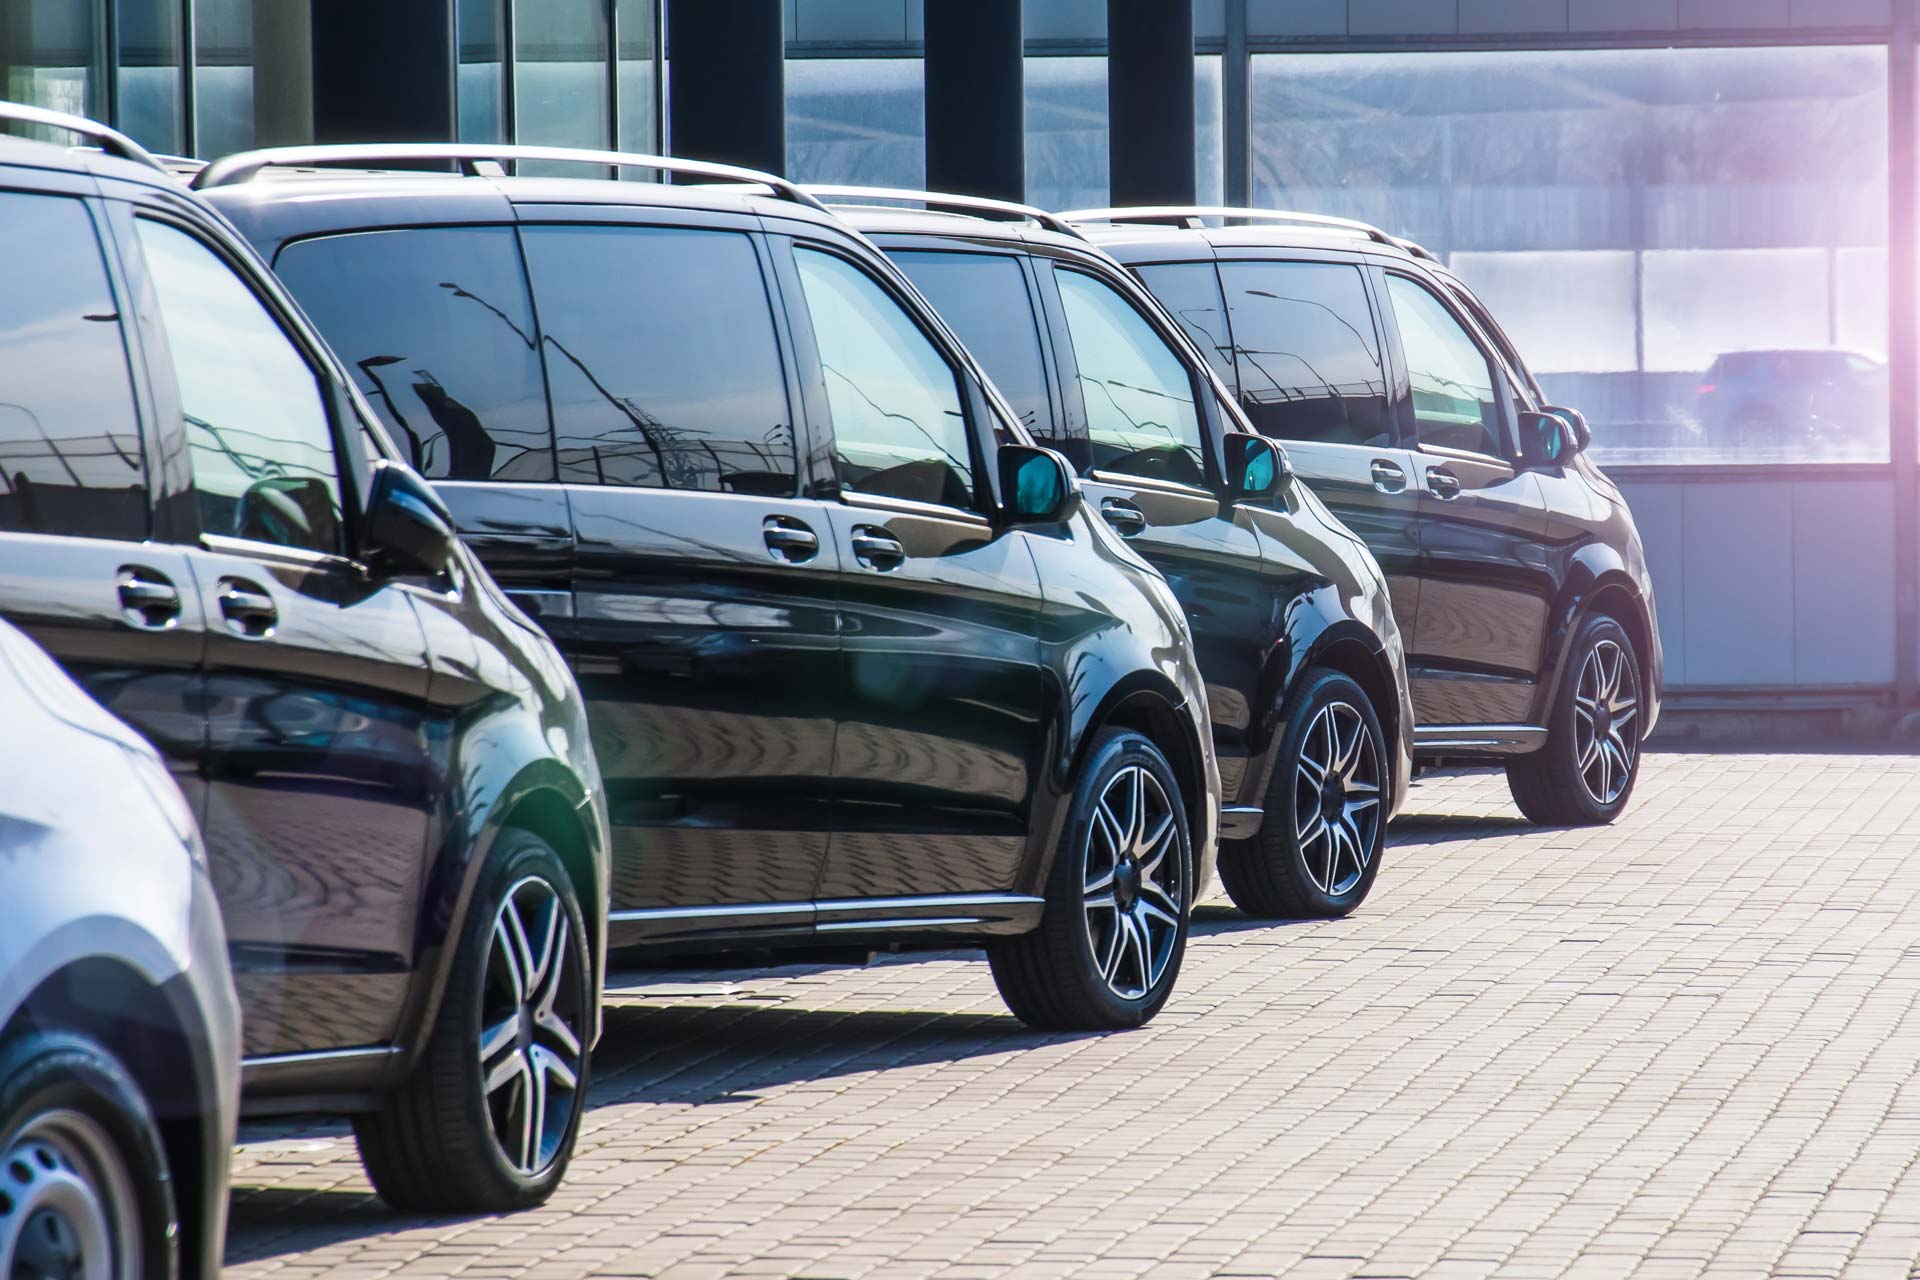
xmin=226 ymin=753 xmax=1920 ymax=1279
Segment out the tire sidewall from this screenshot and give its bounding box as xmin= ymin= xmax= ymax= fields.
xmin=1549 ymin=614 xmax=1642 ymax=822
xmin=1054 ymin=730 xmax=1194 ymax=1028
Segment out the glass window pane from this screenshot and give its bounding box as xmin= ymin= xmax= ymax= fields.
xmin=786 ymin=57 xmax=924 ymax=187
xmin=523 ymin=225 xmax=795 ymax=494
xmin=458 ymin=0 xmax=506 ymax=143
xmin=1 ymin=0 xmax=104 ymax=124
xmin=891 ymin=250 xmax=1048 ymax=435
xmin=1216 ymin=261 xmax=1390 ymax=448
xmin=793 ymin=247 xmax=973 ymax=509
xmin=1054 ymin=267 xmax=1205 ymax=486
xmin=1384 ymin=273 xmax=1501 ymax=458
xmin=192 ymin=0 xmax=252 ymax=158
xmin=616 ymin=0 xmax=659 ymax=153
xmin=1251 ymin=46 xmax=1889 ymax=464
xmin=116 ymin=0 xmax=183 ymax=154
xmin=274 ymin=227 xmax=555 ymax=482
xmin=515 ymin=0 xmax=609 ymax=155
xmin=1133 ymin=262 xmax=1237 ymax=390
xmin=1195 ymin=54 xmax=1222 ymax=208
xmin=0 ymin=192 xmax=145 ymax=541
xmin=137 ymin=219 xmax=341 ymax=555
xmin=1026 ymin=55 xmax=1106 ymax=211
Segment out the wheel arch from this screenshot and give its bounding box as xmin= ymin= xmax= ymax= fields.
xmin=1240 ymin=619 xmax=1403 ymax=817
xmin=1536 ymin=546 xmax=1656 ymax=738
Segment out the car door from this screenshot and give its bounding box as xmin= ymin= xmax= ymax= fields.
xmin=781 ymin=238 xmax=1049 ymax=915
xmin=1208 ymin=256 xmax=1424 ymax=641
xmin=125 ymin=211 xmax=436 ymax=1059
xmin=518 ymin=216 xmax=841 ymax=937
xmin=1375 ymin=268 xmax=1552 ymax=730
xmin=0 ymin=185 xmax=206 ymax=805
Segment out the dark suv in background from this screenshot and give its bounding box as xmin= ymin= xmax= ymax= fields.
xmin=204 ymin=143 xmax=1224 ymax=1030
xmin=1068 ymin=206 xmax=1661 ymax=826
xmin=0 ymin=106 xmax=607 ymax=1213
xmin=813 ymin=187 xmax=1414 ymax=922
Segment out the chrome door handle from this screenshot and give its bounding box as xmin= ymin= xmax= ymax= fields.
xmin=1369 ymin=460 xmax=1407 ymax=494
xmin=217 ymin=578 xmax=277 ymax=639
xmin=1098 ymin=497 xmax=1147 ymax=536
xmin=1426 ymin=468 xmax=1462 ymax=500
xmin=116 ymin=567 xmax=181 ymax=630
xmin=850 ymin=526 xmax=905 ymax=570
xmin=762 ymin=516 xmax=819 ymax=563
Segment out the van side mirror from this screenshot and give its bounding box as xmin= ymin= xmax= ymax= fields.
xmin=362 ymin=460 xmax=456 ymax=577
xmin=999 ymin=444 xmax=1078 ymax=524
xmin=1223 ymin=432 xmax=1290 ymax=501
xmin=1519 ymin=407 xmax=1589 ymax=467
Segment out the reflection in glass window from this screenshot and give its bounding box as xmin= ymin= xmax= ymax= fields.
xmin=515 ymin=0 xmax=610 ymax=159
xmin=524 ymin=225 xmax=795 ymax=495
xmin=1195 ymin=55 xmax=1223 ymax=207
xmin=138 ymin=220 xmax=341 ymax=555
xmin=457 ymin=0 xmax=506 ymax=142
xmin=1133 ymin=262 xmax=1237 ymax=390
xmin=1385 ymin=274 xmax=1501 ymax=459
xmin=193 ymin=0 xmax=252 ymax=158
xmin=1054 ymin=268 xmax=1205 ymax=487
xmin=1025 ymin=56 xmax=1106 ymax=211
xmin=115 ymin=0 xmax=183 ymax=153
xmin=616 ymin=0 xmax=659 ymax=153
xmin=275 ymin=227 xmax=555 ymax=482
xmin=0 ymin=193 xmax=145 ymax=541
xmin=787 ymin=58 xmax=924 ymax=188
xmin=1217 ymin=261 xmax=1390 ymax=449
xmin=891 ymin=251 xmax=1047 ymax=434
xmin=1251 ymin=45 xmax=1888 ymax=463
xmin=794 ymin=248 xmax=973 ymax=510
xmin=1 ymin=0 xmax=104 ymax=123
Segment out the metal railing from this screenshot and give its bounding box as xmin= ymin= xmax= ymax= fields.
xmin=802 ymin=184 xmax=1084 ymax=238
xmin=0 ymin=101 xmax=165 ymax=174
xmin=1061 ymin=204 xmax=1439 ymax=261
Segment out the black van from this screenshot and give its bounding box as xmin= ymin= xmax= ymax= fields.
xmin=203 ymin=144 xmax=1230 ymax=1030
xmin=0 ymin=106 xmax=607 ymax=1213
xmin=812 ymin=188 xmax=1415 ymax=922
xmin=1067 ymin=206 xmax=1662 ymax=826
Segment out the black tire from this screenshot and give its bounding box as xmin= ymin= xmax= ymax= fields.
xmin=354 ymin=829 xmax=594 ymax=1212
xmin=1507 ymin=613 xmax=1643 ymax=826
xmin=988 ymin=728 xmax=1192 ymax=1031
xmin=1219 ymin=668 xmax=1388 ymax=920
xmin=0 ymin=1030 xmax=176 ymax=1280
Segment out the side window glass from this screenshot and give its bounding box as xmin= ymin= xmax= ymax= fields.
xmin=1054 ymin=268 xmax=1206 ymax=487
xmin=521 ymin=225 xmax=795 ymax=496
xmin=1385 ymin=273 xmax=1504 ymax=458
xmin=274 ymin=227 xmax=555 ymax=482
xmin=1133 ymin=262 xmax=1239 ymax=391
xmin=892 ymin=250 xmax=1048 ymax=436
xmin=793 ymin=247 xmax=974 ymax=509
xmin=0 ymin=192 xmax=146 ymax=541
xmin=1217 ymin=260 xmax=1389 ymax=449
xmin=137 ymin=219 xmax=343 ymax=555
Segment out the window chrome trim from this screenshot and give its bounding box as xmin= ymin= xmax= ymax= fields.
xmin=1088 ymin=470 xmax=1215 ymax=501
xmin=199 ymin=532 xmax=358 ymax=572
xmin=839 ymin=489 xmax=992 ymax=526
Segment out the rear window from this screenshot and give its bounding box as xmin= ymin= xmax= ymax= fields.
xmin=275 ymin=226 xmax=555 ymax=482
xmin=891 ymin=250 xmax=1049 ymax=435
xmin=1217 ymin=260 xmax=1391 ymax=449
xmin=0 ymin=191 xmax=146 ymax=541
xmin=521 ymin=225 xmax=796 ymax=496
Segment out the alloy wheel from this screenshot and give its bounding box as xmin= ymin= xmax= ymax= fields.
xmin=1573 ymin=637 xmax=1639 ymax=807
xmin=1293 ymin=701 xmax=1383 ymax=897
xmin=1082 ymin=765 xmax=1185 ymax=1000
xmin=0 ymin=1109 xmax=141 ymax=1280
xmin=479 ymin=875 xmax=584 ymax=1179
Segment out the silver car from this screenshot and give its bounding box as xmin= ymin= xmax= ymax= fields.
xmin=0 ymin=619 xmax=240 ymax=1280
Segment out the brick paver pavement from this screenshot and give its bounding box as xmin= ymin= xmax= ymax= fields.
xmin=224 ymin=753 xmax=1920 ymax=1279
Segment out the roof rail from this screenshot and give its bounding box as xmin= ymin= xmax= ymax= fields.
xmin=191 ymin=143 xmax=830 ymax=211
xmin=802 ymin=184 xmax=1083 ymax=239
xmin=1061 ymin=204 xmax=1413 ymax=248
xmin=0 ymin=100 xmax=165 ymax=174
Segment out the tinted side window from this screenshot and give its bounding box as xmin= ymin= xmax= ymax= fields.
xmin=794 ymin=247 xmax=973 ymax=509
xmin=1217 ymin=260 xmax=1390 ymax=448
xmin=137 ymin=220 xmax=343 ymax=555
xmin=1133 ymin=262 xmax=1239 ymax=391
xmin=522 ymin=225 xmax=795 ymax=496
xmin=0 ymin=192 xmax=146 ymax=541
xmin=274 ymin=227 xmax=554 ymax=482
xmin=891 ymin=250 xmax=1048 ymax=434
xmin=1384 ymin=273 xmax=1503 ymax=458
xmin=1054 ymin=268 xmax=1206 ymax=487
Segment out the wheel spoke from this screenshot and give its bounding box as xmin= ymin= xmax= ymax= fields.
xmin=1578 ymin=735 xmax=1601 ymax=770
xmin=1335 ymin=712 xmax=1363 ymax=777
xmin=479 ymin=1014 xmax=519 ymax=1065
xmin=533 ymin=1043 xmax=578 ymax=1093
xmin=1341 ymin=813 xmax=1371 ymax=873
xmin=1085 ymin=865 xmax=1115 ymax=896
xmin=486 ymin=1046 xmax=528 ymax=1099
xmin=1138 ymin=811 xmax=1174 ymax=877
xmin=1124 ymin=767 xmax=1147 ymax=853
xmin=1098 ymin=911 xmax=1125 ymax=980
xmin=1136 ymin=906 xmax=1168 ymax=987
xmin=502 ymin=901 xmax=537 ymax=1003
xmin=493 ymin=919 xmax=526 ymax=1005
xmin=1084 ymin=891 xmax=1118 ymax=914
xmin=1297 ymin=810 xmax=1327 ymax=849
xmin=521 ymin=1054 xmax=544 ymax=1171
xmin=1138 ymin=896 xmax=1180 ymax=931
xmin=536 ymin=1006 xmax=582 ymax=1060
xmin=1092 ymin=797 xmax=1125 ymax=860
xmin=1344 ymin=777 xmax=1380 ymax=798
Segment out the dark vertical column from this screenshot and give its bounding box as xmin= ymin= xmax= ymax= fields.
xmin=1891 ymin=10 xmax=1917 ymax=704
xmin=310 ymin=0 xmax=453 ymax=142
xmin=924 ymin=0 xmax=1023 ymax=201
xmin=1107 ymin=0 xmax=1194 ymax=208
xmin=1223 ymin=0 xmax=1249 ymax=206
xmin=666 ymin=0 xmax=783 ymax=175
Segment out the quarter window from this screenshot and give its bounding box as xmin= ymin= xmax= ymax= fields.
xmin=1054 ymin=268 xmax=1205 ymax=487
xmin=1133 ymin=262 xmax=1239 ymax=391
xmin=521 ymin=225 xmax=796 ymax=495
xmin=137 ymin=219 xmax=343 ymax=555
xmin=0 ymin=192 xmax=146 ymax=542
xmin=274 ymin=227 xmax=555 ymax=482
xmin=1385 ymin=274 xmax=1504 ymax=458
xmin=1217 ymin=261 xmax=1391 ymax=449
xmin=891 ymin=250 xmax=1048 ymax=436
xmin=794 ymin=247 xmax=974 ymax=510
